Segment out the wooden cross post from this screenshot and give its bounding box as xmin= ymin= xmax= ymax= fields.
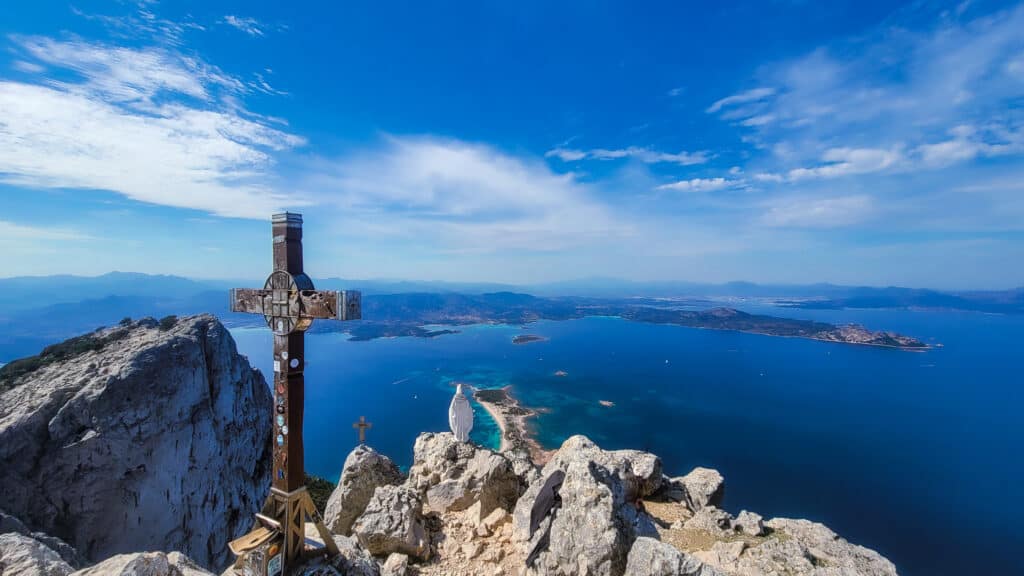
xmin=353 ymin=416 xmax=372 ymax=444
xmin=229 ymin=213 xmax=361 ymax=574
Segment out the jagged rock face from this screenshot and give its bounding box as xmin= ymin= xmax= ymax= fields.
xmin=352 ymin=485 xmax=430 ymax=561
xmin=513 ymin=435 xmax=661 ymax=576
xmin=69 ymin=551 xmax=214 ymax=576
xmin=624 ymin=537 xmax=723 ymax=576
xmin=0 ymin=315 xmax=273 ymax=570
xmin=324 ymin=445 xmax=404 ymax=537
xmin=407 ymin=432 xmax=523 ymax=517
xmin=0 ymin=532 xmax=74 ymax=576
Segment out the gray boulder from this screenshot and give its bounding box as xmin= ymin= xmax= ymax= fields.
xmin=69 ymin=551 xmax=213 ymax=576
xmin=324 ymin=445 xmax=404 ymax=536
xmin=624 ymin=537 xmax=723 ymax=576
xmin=512 ymin=435 xmax=661 ymax=576
xmin=682 ymin=507 xmax=734 ymax=535
xmin=0 ymin=509 xmax=84 ymax=568
xmin=0 ymin=316 xmax=272 ymax=570
xmin=352 ymin=485 xmax=429 ymax=560
xmin=380 ymin=553 xmax=409 ymax=576
xmin=733 ymin=510 xmax=764 ymax=537
xmin=329 ymin=535 xmax=380 ymax=576
xmin=661 ymin=468 xmax=724 ymax=512
xmin=406 ymin=432 xmax=522 ymax=517
xmin=0 ymin=532 xmax=74 ymax=576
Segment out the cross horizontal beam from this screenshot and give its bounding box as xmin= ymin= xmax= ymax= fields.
xmin=230 ymin=288 xmax=362 ymax=321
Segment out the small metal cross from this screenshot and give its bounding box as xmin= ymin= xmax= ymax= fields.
xmin=353 ymin=416 xmax=372 ymax=444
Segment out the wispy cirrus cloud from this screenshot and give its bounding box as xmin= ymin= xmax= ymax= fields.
xmin=656 ymin=177 xmax=738 ymax=192
xmin=546 ymin=146 xmax=709 ymax=166
xmin=222 ymin=16 xmax=265 ymax=37
xmin=706 ymin=87 xmax=775 ymax=114
xmin=0 ymin=35 xmax=305 ymax=218
xmin=708 ymin=3 xmax=1024 ymax=173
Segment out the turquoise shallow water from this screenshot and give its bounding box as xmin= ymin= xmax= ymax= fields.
xmin=231 ymin=307 xmax=1024 ymax=576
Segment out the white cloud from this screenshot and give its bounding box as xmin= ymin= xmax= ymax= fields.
xmin=656 ymin=177 xmax=735 ymax=192
xmin=223 ymin=16 xmax=265 ymax=37
xmin=788 ymin=147 xmax=904 ymax=181
xmin=303 ymin=136 xmax=630 ymax=251
xmin=706 ymin=87 xmax=775 ymax=113
xmin=668 ymin=86 xmax=684 ymax=97
xmin=0 ymin=37 xmax=305 ymax=219
xmin=546 ymin=146 xmax=709 ymax=166
xmin=761 ymin=195 xmax=873 ymax=228
xmin=915 ymin=124 xmax=1021 ymax=167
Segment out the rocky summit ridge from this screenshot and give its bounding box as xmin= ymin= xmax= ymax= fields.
xmin=0 ymin=315 xmax=272 ymax=572
xmin=0 ymin=316 xmax=898 ymax=576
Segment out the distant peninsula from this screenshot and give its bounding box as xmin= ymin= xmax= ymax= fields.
xmin=296 ymin=292 xmax=930 ymax=349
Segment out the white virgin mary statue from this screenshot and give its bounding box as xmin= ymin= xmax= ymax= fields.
xmin=449 ymin=383 xmax=474 ymax=442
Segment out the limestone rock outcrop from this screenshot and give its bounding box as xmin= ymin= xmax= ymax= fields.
xmin=324 ymin=445 xmax=404 ymax=536
xmin=624 ymin=537 xmax=723 ymax=576
xmin=69 ymin=551 xmax=214 ymax=576
xmin=352 ymin=485 xmax=430 ymax=560
xmin=512 ymin=435 xmax=661 ymax=576
xmin=692 ymin=518 xmax=898 ymax=576
xmin=0 ymin=532 xmax=74 ymax=576
xmin=0 ymin=315 xmax=273 ymax=570
xmin=407 ymin=432 xmax=522 ymax=517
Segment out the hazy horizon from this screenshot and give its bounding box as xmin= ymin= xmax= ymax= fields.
xmin=0 ymin=269 xmax=1020 ymax=293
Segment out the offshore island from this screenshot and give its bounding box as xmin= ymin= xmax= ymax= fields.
xmin=296 ymin=292 xmax=930 ymax=349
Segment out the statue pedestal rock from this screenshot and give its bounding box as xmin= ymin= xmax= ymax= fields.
xmin=227 ymin=213 xmax=362 ymax=576
xmin=449 ymin=383 xmax=474 ymax=442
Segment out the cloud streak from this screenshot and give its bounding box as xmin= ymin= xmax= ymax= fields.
xmin=546 ymin=146 xmax=709 ymax=166
xmin=223 ymin=16 xmax=265 ymax=37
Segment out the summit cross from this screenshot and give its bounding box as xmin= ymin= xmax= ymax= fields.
xmin=228 ymin=212 xmax=361 ymax=573
xmin=353 ymin=416 xmax=372 ymax=444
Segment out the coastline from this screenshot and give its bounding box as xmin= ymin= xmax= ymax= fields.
xmin=472 ymin=385 xmax=554 ymax=465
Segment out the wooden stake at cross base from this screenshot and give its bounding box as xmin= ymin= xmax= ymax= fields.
xmin=228 ymin=213 xmax=362 ymax=575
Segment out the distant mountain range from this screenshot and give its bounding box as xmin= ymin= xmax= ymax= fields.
xmin=0 ymin=272 xmax=1018 ymax=361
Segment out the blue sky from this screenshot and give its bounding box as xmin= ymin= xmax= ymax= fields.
xmin=1 ymin=0 xmax=1022 ymax=289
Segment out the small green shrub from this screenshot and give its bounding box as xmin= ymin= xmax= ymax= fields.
xmin=119 ymin=317 xmax=133 ymax=327
xmin=304 ymin=473 xmax=336 ymax=515
xmin=159 ymin=315 xmax=178 ymax=331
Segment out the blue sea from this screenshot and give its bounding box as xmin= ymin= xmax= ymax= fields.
xmin=231 ymin=306 xmax=1024 ymax=576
